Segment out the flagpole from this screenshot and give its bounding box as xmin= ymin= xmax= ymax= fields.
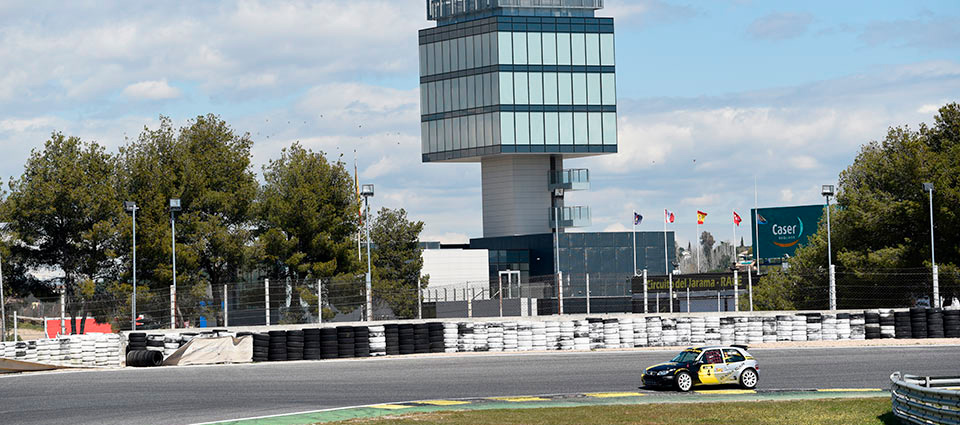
xmin=696 ymin=219 xmax=701 ymax=274
xmin=754 ymin=176 xmax=760 ymax=269
xmin=733 ymin=211 xmax=737 ymax=266
xmin=356 ymin=150 xmax=361 ymax=262
xmin=632 ymin=211 xmax=638 ymax=276
xmin=663 ymin=211 xmax=669 ymax=276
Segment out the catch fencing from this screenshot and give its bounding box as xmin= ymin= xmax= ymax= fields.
xmin=890 ymin=372 xmax=960 ymax=425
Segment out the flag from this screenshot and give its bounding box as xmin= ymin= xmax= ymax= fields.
xmin=664 ymin=209 xmax=675 ymax=223
xmin=733 ymin=211 xmax=742 ymax=226
xmin=697 ymin=210 xmax=708 ymax=225
xmin=634 ymin=212 xmax=643 ymax=226
xmin=758 ymin=214 xmax=767 ymax=225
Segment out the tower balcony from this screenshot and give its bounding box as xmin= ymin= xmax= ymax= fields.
xmin=548 ymin=169 xmax=590 ymax=192
xmin=549 ymin=206 xmax=591 ymax=229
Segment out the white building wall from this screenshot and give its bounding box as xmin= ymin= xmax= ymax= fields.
xmin=421 ymin=249 xmax=490 ymax=299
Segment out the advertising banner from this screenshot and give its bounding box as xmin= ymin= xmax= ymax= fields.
xmin=750 ymin=204 xmax=825 ymax=262
xmin=632 ymin=272 xmax=760 ymax=293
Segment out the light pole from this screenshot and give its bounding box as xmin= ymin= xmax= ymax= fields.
xmin=923 ymin=182 xmax=938 ymax=308
xmin=822 ymin=185 xmax=836 ymax=311
xmin=360 ymin=184 xmax=374 ymax=321
xmin=124 ymin=201 xmax=139 ymax=331
xmin=169 ymin=198 xmax=181 ymax=329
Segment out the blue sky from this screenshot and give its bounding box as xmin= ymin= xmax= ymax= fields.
xmin=0 ymin=0 xmax=958 ymax=248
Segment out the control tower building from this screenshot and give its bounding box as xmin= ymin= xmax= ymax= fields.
xmin=418 ymin=0 xmax=617 ymax=239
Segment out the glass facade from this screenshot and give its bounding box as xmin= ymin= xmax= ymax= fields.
xmin=419 ymin=16 xmax=617 ymax=162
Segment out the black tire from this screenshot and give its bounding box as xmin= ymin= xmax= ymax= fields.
xmin=739 ymin=368 xmax=759 ymax=389
xmin=675 ymin=371 xmax=693 ymax=392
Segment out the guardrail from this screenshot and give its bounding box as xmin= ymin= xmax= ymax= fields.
xmin=891 ymin=372 xmax=960 ymax=425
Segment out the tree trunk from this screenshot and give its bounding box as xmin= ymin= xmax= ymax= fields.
xmin=210 ymin=276 xmax=224 ymax=327
xmin=79 ymin=310 xmax=88 ymax=334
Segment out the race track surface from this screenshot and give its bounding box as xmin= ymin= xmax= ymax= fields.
xmin=1 ymin=345 xmax=957 ymax=425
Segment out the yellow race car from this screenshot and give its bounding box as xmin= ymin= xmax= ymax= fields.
xmin=642 ymin=345 xmax=759 ymax=392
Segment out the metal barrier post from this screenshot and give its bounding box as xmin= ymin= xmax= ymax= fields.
xmin=60 ymin=289 xmax=65 ymax=335
xmin=170 ymin=284 xmax=176 ymax=329
xmin=417 ymin=277 xmax=422 ymax=319
xmin=265 ymin=278 xmax=271 ymax=326
xmin=586 ymin=273 xmax=591 ymax=315
xmin=686 ymin=286 xmax=690 ymax=313
xmin=748 ymin=270 xmax=754 ymax=312
xmin=318 ymin=279 xmax=323 ymax=324
xmin=734 ymin=269 xmax=739 ymax=312
xmin=558 ymin=271 xmax=564 ymax=315
xmin=468 ymin=288 xmax=473 ymax=318
xmin=828 ymin=264 xmax=836 ymax=311
xmin=223 ymin=284 xmax=228 ymax=327
xmin=643 ymin=269 xmax=648 ymax=313
xmin=498 ymin=274 xmax=503 ymax=318
xmin=13 ymin=311 xmax=17 ymax=341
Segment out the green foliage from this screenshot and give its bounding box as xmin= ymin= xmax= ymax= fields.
xmin=2 ymin=134 xmax=123 ymax=331
xmin=755 ymin=103 xmax=960 ymax=309
xmin=118 ymin=114 xmax=258 ymax=326
xmin=370 ymin=207 xmax=427 ymax=319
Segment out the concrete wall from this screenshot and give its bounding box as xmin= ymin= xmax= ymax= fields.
xmin=481 ymin=155 xmax=552 ymax=238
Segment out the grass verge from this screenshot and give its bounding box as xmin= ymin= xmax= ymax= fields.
xmin=324 ymin=397 xmax=895 ymax=425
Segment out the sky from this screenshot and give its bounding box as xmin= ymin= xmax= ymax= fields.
xmin=1 ymin=0 xmax=959 ymax=248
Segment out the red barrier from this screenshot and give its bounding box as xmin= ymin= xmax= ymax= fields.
xmin=45 ymin=318 xmax=113 ymax=338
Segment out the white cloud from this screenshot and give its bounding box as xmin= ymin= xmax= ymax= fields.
xmin=780 ymin=189 xmax=795 ymax=202
xmin=747 ymin=13 xmax=813 ymax=40
xmin=122 ymin=79 xmax=181 ymax=100
xmin=917 ymin=104 xmax=942 ymax=114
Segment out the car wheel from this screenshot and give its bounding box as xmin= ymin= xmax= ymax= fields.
xmin=739 ymin=368 xmax=758 ymax=389
xmin=676 ymin=371 xmax=693 ymax=392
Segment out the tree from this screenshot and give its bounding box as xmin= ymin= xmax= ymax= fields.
xmin=3 ymin=134 xmax=122 ymax=333
xmin=370 ymin=208 xmax=427 ymax=319
xmin=118 ymin=115 xmax=258 ymax=326
xmin=755 ymin=103 xmax=960 ymax=309
xmin=257 ymin=142 xmax=361 ymax=316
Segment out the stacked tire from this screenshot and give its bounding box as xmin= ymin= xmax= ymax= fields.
xmin=944 ymin=310 xmax=960 ymax=338
xmin=910 ymin=308 xmax=928 ymax=339
xmin=864 ymin=311 xmax=881 ymax=339
xmin=427 ymin=322 xmax=444 ymax=353
xmin=286 ymin=330 xmax=304 ymax=361
xmin=337 ymin=326 xmax=355 ymax=359
xmin=398 ymin=324 xmax=415 ymax=354
xmin=385 ymin=324 xmax=401 ymax=355
xmin=252 ymin=333 xmax=269 ymax=362
xmin=880 ymin=310 xmax=896 ymax=338
xmin=894 ymin=311 xmax=911 ymax=339
xmin=369 ymin=326 xmax=387 ymax=356
xmin=926 ymin=308 xmax=945 ymax=338
xmin=320 ymin=328 xmax=339 ymax=360
xmin=126 ymin=350 xmax=163 ymax=367
xmin=127 ymin=332 xmax=147 ymax=354
xmin=414 ymin=324 xmax=430 ymax=354
xmin=268 ymin=330 xmax=287 ymax=361
xmin=303 ymin=329 xmax=321 ymax=360
xmin=354 ymin=326 xmax=370 ymax=358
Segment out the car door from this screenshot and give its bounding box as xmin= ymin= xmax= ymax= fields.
xmin=718 ymin=348 xmax=746 ymax=384
xmin=696 ymin=349 xmax=723 ymax=385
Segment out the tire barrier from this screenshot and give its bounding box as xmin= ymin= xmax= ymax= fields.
xmin=1 ymin=334 xmax=121 ymax=367
xmin=890 ymin=372 xmax=960 ymax=425
xmin=108 ymin=307 xmax=960 ymax=368
xmin=125 ymin=350 xmax=163 ymax=367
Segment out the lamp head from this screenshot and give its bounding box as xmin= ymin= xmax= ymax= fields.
xmin=123 ymin=201 xmax=137 ymax=213
xmin=361 ymin=184 xmax=374 ymax=197
xmin=169 ymin=198 xmax=182 ymax=212
xmin=821 ymin=184 xmax=835 ymax=197
xmin=922 ymin=182 xmax=934 ymax=192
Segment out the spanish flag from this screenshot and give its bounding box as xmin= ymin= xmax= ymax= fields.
xmin=697 ymin=210 xmax=708 ymax=225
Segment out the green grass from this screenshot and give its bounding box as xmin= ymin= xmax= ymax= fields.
xmin=325 ymin=397 xmax=896 ymax=425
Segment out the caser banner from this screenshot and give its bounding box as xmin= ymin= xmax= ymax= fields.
xmin=750 ymin=204 xmax=825 ymax=262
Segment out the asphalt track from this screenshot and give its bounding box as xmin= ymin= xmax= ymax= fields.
xmin=1 ymin=345 xmax=957 ymax=425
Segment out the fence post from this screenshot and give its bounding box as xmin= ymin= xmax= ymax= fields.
xmin=734 ymin=269 xmax=739 ymax=312
xmin=668 ymin=273 xmax=674 ymax=313
xmin=417 ymin=277 xmax=422 ymax=320
xmin=318 ymin=279 xmax=323 ymax=325
xmin=558 ymin=271 xmax=564 ymax=315
xmin=829 ymin=264 xmax=837 ymax=311
xmin=444 ymin=287 xmax=448 ymax=302
xmin=717 ymin=289 xmax=721 ymax=312
xmin=170 ymin=284 xmax=176 ymax=329
xmin=686 ymin=286 xmax=690 ymax=313
xmin=933 ymin=265 xmax=939 ymax=309
xmin=265 ymin=278 xmax=271 ymax=326
xmin=468 ymin=288 xmax=473 ymax=318
xmin=13 ymin=311 xmax=17 ymax=341
xmin=498 ymin=273 xmax=503 ymax=318
xmin=60 ymin=289 xmax=65 ymax=336
xmin=747 ymin=270 xmax=754 ymax=312
xmin=586 ymin=273 xmax=591 ymax=315
xmin=223 ymin=284 xmax=229 ymax=327
xmin=656 ymin=291 xmax=660 ymax=313
xmin=643 ymin=269 xmax=648 ymax=314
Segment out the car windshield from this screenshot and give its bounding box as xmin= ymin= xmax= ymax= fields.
xmin=670 ymin=350 xmax=700 ymax=363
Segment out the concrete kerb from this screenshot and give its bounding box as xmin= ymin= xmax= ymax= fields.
xmin=193 ymin=389 xmax=890 ymax=425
